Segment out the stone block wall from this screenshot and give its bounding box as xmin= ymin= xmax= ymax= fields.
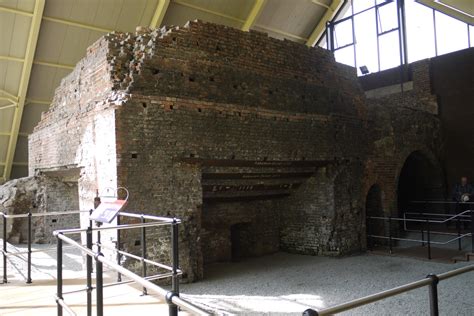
xmin=0 ymin=175 xmax=80 ymax=243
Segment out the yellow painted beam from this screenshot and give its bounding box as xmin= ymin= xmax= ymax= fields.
xmin=416 ymin=0 xmax=473 ymax=25
xmin=0 ymin=132 xmax=11 ymax=136
xmin=26 ymin=98 xmax=51 ymax=105
xmin=0 ymin=55 xmax=24 ymax=63
xmin=0 ymin=55 xmax=75 ymax=70
xmin=4 ymin=0 xmax=45 ymax=181
xmin=0 ymin=103 xmax=17 ymax=111
xmin=33 ymin=60 xmax=75 ymax=70
xmin=242 ymin=0 xmax=267 ymax=31
xmin=0 ymin=5 xmax=33 ymax=16
xmin=0 ymin=89 xmax=19 ymax=102
xmin=306 ymin=0 xmax=345 ymax=47
xmin=43 ymin=16 xmax=114 ymax=33
xmin=150 ymin=0 xmax=170 ymax=28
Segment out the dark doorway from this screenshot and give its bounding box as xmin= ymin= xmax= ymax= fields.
xmin=397 ymin=151 xmax=445 ymax=215
xmin=366 ymin=184 xmax=384 ymax=248
xmin=230 ymin=223 xmax=250 ymax=262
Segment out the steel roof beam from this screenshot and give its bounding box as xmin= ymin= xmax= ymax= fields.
xmin=416 ymin=0 xmax=473 ymax=25
xmin=242 ymin=0 xmax=267 ymax=31
xmin=0 ymin=55 xmax=75 ymax=70
xmin=43 ymin=16 xmax=114 ymax=33
xmin=150 ymin=0 xmax=170 ymax=28
xmin=3 ymin=0 xmax=45 ymax=181
xmin=306 ymin=0 xmax=345 ymax=47
xmin=0 ymin=5 xmax=33 ymax=16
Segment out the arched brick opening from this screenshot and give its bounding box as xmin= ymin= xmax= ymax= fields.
xmin=397 ymin=150 xmax=445 ymax=216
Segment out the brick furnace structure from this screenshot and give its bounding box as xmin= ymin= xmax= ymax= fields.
xmin=28 ymin=21 xmax=442 ymax=281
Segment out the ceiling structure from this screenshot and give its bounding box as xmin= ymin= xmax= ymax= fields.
xmin=0 ymin=0 xmax=471 ymax=183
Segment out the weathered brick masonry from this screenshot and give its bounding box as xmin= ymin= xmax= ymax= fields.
xmin=26 ymin=20 xmax=442 ymax=281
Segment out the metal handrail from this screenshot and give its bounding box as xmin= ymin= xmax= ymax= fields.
xmin=55 ymin=226 xmax=210 ymax=316
xmin=0 ymin=210 xmax=89 ymax=219
xmin=369 ymin=210 xmax=472 ymax=224
xmin=303 ymin=264 xmax=474 ymax=315
xmin=410 ymin=200 xmax=474 ymax=204
xmin=367 ymin=210 xmax=474 ymax=259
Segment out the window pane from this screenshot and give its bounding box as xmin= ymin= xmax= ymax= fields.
xmin=353 ymin=0 xmax=375 ymax=14
xmin=377 ymin=1 xmax=398 ymax=33
xmin=470 ymin=25 xmax=474 ymax=47
xmin=435 ymin=11 xmax=469 ymax=55
xmin=405 ymin=0 xmax=436 ymax=62
xmin=379 ymin=31 xmax=401 ymax=70
xmin=354 ymin=9 xmax=378 ymax=74
xmin=333 ymin=19 xmax=354 ymax=48
xmin=335 ymin=45 xmax=356 ymax=67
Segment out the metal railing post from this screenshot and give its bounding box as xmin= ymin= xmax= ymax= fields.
xmin=388 ymin=216 xmax=393 ymax=254
xmin=303 ymin=308 xmax=319 ymax=316
xmin=427 ymin=219 xmax=431 ymax=260
xmin=166 ymin=218 xmax=180 ymax=316
xmin=141 ymin=215 xmax=147 ymax=295
xmin=3 ymin=214 xmax=7 ymax=284
xmin=471 ymin=210 xmax=474 ymax=253
xmin=57 ymin=234 xmax=63 ymax=316
xmin=27 ymin=212 xmax=32 ymax=284
xmin=420 ymin=212 xmax=425 ymax=247
xmin=457 ymin=216 xmax=462 ymax=251
xmin=426 ymin=274 xmax=439 ymax=316
xmin=86 ymin=226 xmax=93 ymax=316
xmin=116 ymin=214 xmax=122 ymax=282
xmin=96 ymin=254 xmax=104 ymax=316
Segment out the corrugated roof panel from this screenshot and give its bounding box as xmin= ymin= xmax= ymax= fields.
xmin=8 ymin=14 xmax=33 ymax=57
xmin=19 ymin=103 xmax=49 ymax=134
xmin=4 ymin=61 xmax=23 ymax=95
xmin=13 ymin=135 xmax=28 ymax=162
xmin=163 ymin=2 xmax=243 ymax=29
xmin=26 ymin=64 xmax=59 ymax=100
xmin=257 ymin=0 xmax=327 ymax=39
xmin=35 ymin=20 xmax=69 ymax=62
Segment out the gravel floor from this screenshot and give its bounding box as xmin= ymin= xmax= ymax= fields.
xmin=181 ymin=252 xmax=474 ymax=316
xmin=2 ymin=241 xmax=473 ymax=315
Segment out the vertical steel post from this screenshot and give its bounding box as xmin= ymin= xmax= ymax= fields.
xmin=375 ymin=4 xmax=381 ymax=72
xmin=27 ymin=212 xmax=32 ymax=283
xmin=457 ymin=216 xmax=462 ymax=251
xmin=427 ymin=219 xmax=432 ymax=260
xmin=116 ymin=214 xmax=121 ymax=282
xmin=399 ymin=0 xmax=408 ymax=64
xmin=86 ymin=226 xmax=92 ymax=316
xmin=470 ymin=210 xmax=474 ymax=253
xmin=432 ymin=9 xmax=438 ymax=56
xmin=426 ymin=274 xmax=439 ymax=316
xmin=388 ymin=216 xmax=393 ymax=254
xmin=172 ymin=219 xmax=179 ymax=295
xmin=96 ymin=254 xmax=104 ymax=316
xmin=3 ymin=214 xmax=7 ymax=284
xmin=141 ymin=215 xmax=147 ymax=295
xmin=420 ymin=212 xmax=425 ymax=247
xmin=57 ymin=235 xmax=63 ymax=316
xmin=167 ymin=219 xmax=180 ymax=316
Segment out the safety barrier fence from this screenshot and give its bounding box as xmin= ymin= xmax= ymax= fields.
xmin=1 ymin=210 xmax=210 ymax=316
xmin=302 ymin=263 xmax=474 ymax=316
xmin=367 ymin=209 xmax=473 ymax=259
xmin=54 ymin=212 xmax=210 ymax=316
xmin=1 ymin=210 xmax=88 ymax=284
